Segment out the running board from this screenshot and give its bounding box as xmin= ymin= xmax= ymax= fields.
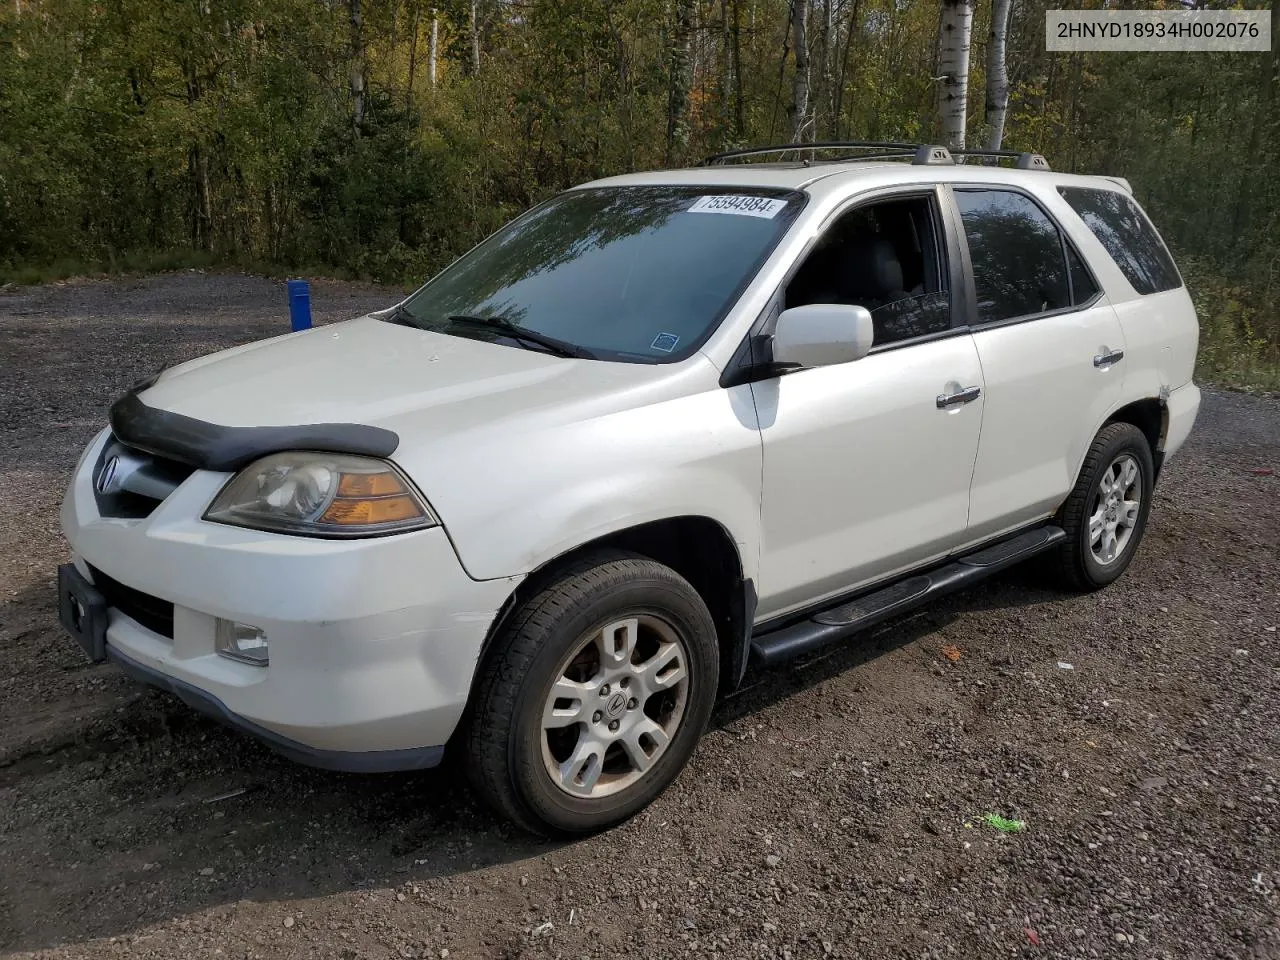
xmin=749 ymin=525 xmax=1067 ymax=668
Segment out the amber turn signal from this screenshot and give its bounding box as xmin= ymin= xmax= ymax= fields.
xmin=336 ymin=472 xmax=408 ymax=498
xmin=320 ymin=494 xmax=424 ymax=525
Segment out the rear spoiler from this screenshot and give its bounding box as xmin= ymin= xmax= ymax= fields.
xmin=1101 ymin=176 xmax=1133 ymax=194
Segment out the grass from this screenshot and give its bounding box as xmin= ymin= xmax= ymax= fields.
xmin=982 ymin=813 xmax=1027 ymax=834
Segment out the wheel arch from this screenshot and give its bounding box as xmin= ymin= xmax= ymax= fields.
xmin=467 ymin=516 xmax=757 ymax=713
xmin=1102 ymin=396 xmax=1167 ymax=479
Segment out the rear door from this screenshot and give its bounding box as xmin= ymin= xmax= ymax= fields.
xmin=948 ymin=185 xmax=1127 ymax=543
xmin=1056 ymin=185 xmax=1198 ymax=394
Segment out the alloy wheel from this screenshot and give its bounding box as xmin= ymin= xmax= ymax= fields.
xmin=540 ymin=615 xmax=690 ymax=799
xmin=1089 ymin=453 xmax=1142 ymax=566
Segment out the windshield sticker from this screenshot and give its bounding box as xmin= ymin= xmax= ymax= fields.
xmin=687 ymin=195 xmax=787 ymax=219
xmin=650 ymin=332 xmax=680 ymax=353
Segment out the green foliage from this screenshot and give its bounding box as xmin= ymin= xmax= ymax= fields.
xmin=1180 ymin=256 xmax=1280 ymax=393
xmin=0 ymin=0 xmax=1276 ymax=388
xmin=982 ymin=813 xmax=1027 ymax=834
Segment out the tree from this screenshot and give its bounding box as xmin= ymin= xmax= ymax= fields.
xmin=936 ymin=0 xmax=974 ymax=150
xmin=984 ymin=0 xmax=1012 ymax=151
xmin=666 ymin=0 xmax=695 ymax=163
xmin=788 ymin=0 xmax=811 ymax=141
xmin=349 ymin=0 xmax=367 ymax=132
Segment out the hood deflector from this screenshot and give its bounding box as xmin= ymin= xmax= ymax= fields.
xmin=109 ymin=389 xmax=400 ymax=472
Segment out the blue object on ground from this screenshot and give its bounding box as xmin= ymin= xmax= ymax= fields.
xmin=287 ymin=279 xmax=312 ymax=331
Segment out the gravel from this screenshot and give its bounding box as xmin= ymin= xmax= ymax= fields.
xmin=1 ymin=271 xmax=1278 ymax=959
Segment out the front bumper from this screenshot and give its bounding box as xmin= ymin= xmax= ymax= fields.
xmin=61 ymin=429 xmax=521 ymax=771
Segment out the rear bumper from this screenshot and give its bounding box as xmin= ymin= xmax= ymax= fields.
xmin=1162 ymin=381 xmax=1201 ymax=464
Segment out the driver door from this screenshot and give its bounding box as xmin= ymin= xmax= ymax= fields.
xmin=753 ymin=187 xmax=985 ymax=620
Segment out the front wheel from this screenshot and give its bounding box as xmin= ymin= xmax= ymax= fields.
xmin=465 ymin=552 xmax=719 ymax=837
xmin=1056 ymin=421 xmax=1155 ymax=591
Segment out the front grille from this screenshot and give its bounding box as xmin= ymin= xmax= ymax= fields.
xmin=88 ymin=565 xmax=174 ymax=639
xmin=92 ymin=434 xmax=196 ymax=519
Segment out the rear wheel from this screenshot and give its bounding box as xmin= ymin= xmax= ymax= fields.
xmin=1056 ymin=422 xmax=1154 ymax=591
xmin=466 ymin=552 xmax=718 ymax=837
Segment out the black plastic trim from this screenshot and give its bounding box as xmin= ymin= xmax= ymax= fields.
xmin=865 ymin=324 xmax=972 ymax=357
xmin=110 ymin=390 xmax=400 ymax=472
xmin=966 ymin=294 xmax=1104 ymax=333
xmin=749 ymin=525 xmax=1067 ymax=667
xmin=725 ymin=576 xmax=759 ymax=691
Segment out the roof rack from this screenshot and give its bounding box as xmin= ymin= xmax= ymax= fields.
xmin=950 ymin=149 xmax=1051 ymax=170
xmin=702 ymin=141 xmax=938 ymax=166
xmin=701 ymin=141 xmax=1051 ymax=171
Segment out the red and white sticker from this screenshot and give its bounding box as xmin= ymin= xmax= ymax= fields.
xmin=687 ymin=195 xmax=788 ymax=219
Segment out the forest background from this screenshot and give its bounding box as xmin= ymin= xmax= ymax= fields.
xmin=1 ymin=0 xmax=1277 ymax=387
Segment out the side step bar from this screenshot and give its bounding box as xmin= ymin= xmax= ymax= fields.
xmin=750 ymin=525 xmax=1067 ymax=668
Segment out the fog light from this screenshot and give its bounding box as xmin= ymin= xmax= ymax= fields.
xmin=215 ymin=619 xmax=268 ymax=666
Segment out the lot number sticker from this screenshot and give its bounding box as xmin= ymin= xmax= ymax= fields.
xmin=688 ymin=195 xmax=787 ymax=218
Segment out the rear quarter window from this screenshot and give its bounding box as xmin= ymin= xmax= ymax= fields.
xmin=1057 ymin=186 xmax=1182 ymax=295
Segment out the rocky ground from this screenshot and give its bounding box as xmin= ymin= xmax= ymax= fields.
xmin=1 ymin=272 xmax=1277 ymax=960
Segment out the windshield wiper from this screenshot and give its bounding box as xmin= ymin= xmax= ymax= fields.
xmin=382 ymin=303 xmax=421 ymax=327
xmin=446 ymin=315 xmax=596 ymax=359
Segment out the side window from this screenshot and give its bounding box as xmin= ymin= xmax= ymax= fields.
xmin=1065 ymin=241 xmax=1099 ymax=304
xmin=954 ymin=189 xmax=1071 ymax=324
xmin=1057 ymin=186 xmax=1182 ymax=295
xmin=785 ymin=195 xmax=951 ymax=347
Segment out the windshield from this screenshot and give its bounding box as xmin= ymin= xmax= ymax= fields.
xmin=392 ymin=186 xmax=804 ymax=362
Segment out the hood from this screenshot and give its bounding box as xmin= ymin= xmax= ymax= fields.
xmin=139 ymin=315 xmax=697 ymax=451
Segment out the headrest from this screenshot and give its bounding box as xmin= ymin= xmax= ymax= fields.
xmin=844 ymin=237 xmax=904 ymax=299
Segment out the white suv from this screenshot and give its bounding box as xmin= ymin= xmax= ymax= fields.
xmin=58 ymin=143 xmax=1201 ymax=836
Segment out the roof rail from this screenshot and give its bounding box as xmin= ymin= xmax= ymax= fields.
xmin=702 ymin=141 xmax=956 ymax=167
xmin=700 ymin=141 xmax=1052 ymax=172
xmin=949 ymin=149 xmax=1051 ymax=171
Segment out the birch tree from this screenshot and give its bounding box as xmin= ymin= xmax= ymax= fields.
xmin=984 ymin=0 xmax=1012 ymax=151
xmin=469 ymin=0 xmax=480 ymax=76
xmin=349 ymin=0 xmax=367 ymax=131
xmin=788 ymin=0 xmax=811 ymax=142
xmin=428 ymin=10 xmax=438 ymax=88
xmin=935 ymin=0 xmax=973 ymax=150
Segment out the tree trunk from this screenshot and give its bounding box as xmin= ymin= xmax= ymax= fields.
xmin=469 ymin=0 xmax=480 ymax=76
xmin=983 ymin=0 xmax=1012 ymax=151
xmin=406 ymin=4 xmax=420 ymax=106
xmin=832 ymin=0 xmax=860 ymax=140
xmin=935 ymin=0 xmax=973 ymax=150
xmin=429 ymin=11 xmax=438 ymax=88
xmin=348 ymin=0 xmax=366 ymax=133
xmin=665 ymin=0 xmax=695 ymax=164
xmin=731 ymin=0 xmax=744 ymax=137
xmin=787 ymin=0 xmax=810 ymax=141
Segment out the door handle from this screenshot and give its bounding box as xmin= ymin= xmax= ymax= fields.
xmin=936 ymin=385 xmax=981 ymax=409
xmin=1093 ymin=348 xmax=1125 ymax=367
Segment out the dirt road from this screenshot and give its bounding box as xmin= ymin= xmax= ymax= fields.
xmin=2 ymin=273 xmax=1277 ymax=959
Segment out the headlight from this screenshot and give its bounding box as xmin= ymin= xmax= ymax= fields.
xmin=204 ymin=452 xmax=437 ymax=538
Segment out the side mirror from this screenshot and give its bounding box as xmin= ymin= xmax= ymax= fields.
xmin=772 ymin=304 xmax=875 ymax=369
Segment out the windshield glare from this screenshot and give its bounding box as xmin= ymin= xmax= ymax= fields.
xmin=395 ymin=186 xmax=803 ymax=361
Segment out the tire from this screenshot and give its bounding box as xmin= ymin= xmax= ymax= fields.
xmin=1056 ymin=421 xmax=1155 ymax=591
xmin=465 ymin=551 xmax=719 ymax=837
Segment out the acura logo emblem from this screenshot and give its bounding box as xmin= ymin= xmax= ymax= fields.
xmin=96 ymin=456 xmax=120 ymax=494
